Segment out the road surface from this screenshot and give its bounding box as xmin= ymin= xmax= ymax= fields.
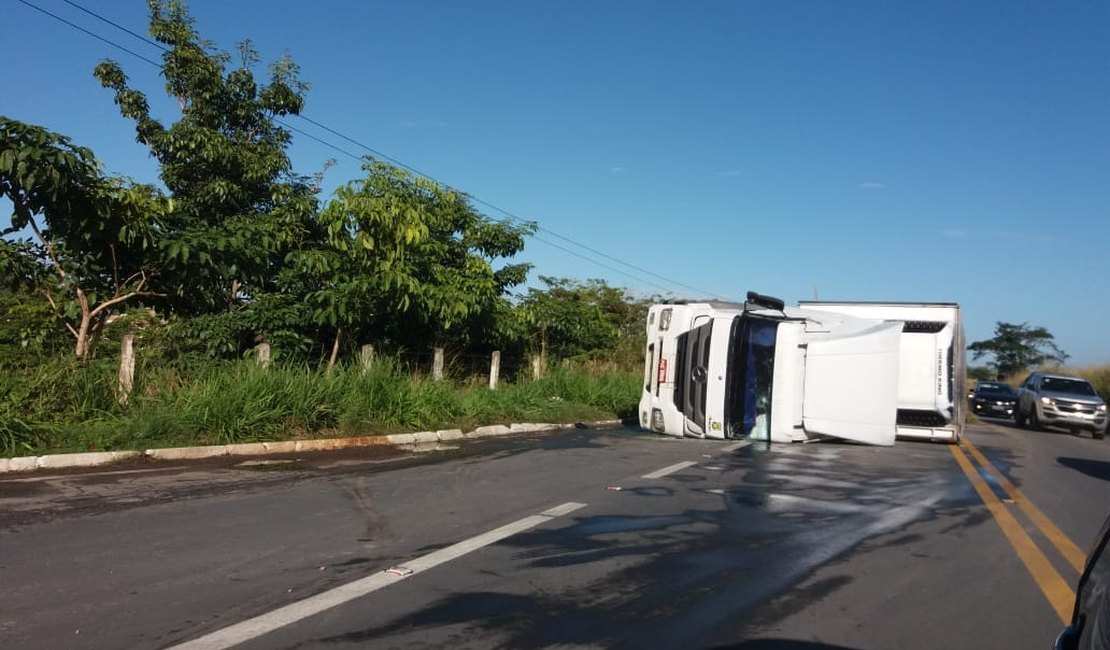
xmin=1 ymin=419 xmax=1107 ymax=649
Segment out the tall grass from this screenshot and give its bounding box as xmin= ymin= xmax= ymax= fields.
xmin=1071 ymin=365 xmax=1110 ymax=401
xmin=0 ymin=357 xmax=641 ymax=456
xmin=999 ymin=364 xmax=1110 ymax=401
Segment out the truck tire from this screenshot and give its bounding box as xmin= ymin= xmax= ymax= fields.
xmin=1029 ymin=408 xmax=1041 ymax=431
xmin=1015 ymin=407 xmax=1026 ymax=428
xmin=1095 ymin=429 xmax=1106 ymax=440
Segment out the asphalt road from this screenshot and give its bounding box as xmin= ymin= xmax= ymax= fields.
xmin=1 ymin=420 xmax=1107 ymax=650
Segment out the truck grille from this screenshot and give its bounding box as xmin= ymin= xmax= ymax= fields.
xmin=673 ymin=322 xmax=712 ymax=430
xmin=902 ymin=321 xmax=947 ymax=333
xmin=897 ymin=409 xmax=949 ymax=427
xmin=1055 ymin=399 xmax=1098 ymax=414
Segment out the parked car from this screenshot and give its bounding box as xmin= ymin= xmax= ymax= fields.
xmin=970 ymin=381 xmax=1018 ymax=419
xmin=1016 ymin=372 xmax=1107 ymax=439
xmin=1055 ymin=511 xmax=1110 ymax=649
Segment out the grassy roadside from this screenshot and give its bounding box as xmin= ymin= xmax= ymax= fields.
xmin=993 ymin=365 xmax=1110 ymax=398
xmin=0 ymin=358 xmax=640 ymax=457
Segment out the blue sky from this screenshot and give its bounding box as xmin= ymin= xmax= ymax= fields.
xmin=3 ymin=1 xmax=1109 ymax=365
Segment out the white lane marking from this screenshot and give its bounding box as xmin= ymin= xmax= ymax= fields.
xmin=721 ymin=440 xmax=751 ymax=453
xmin=168 ymin=502 xmax=588 ymax=650
xmin=641 ymin=461 xmax=698 ymax=479
xmin=541 ymin=502 xmax=587 ymax=517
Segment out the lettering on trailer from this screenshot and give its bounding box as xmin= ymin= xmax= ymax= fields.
xmin=936 ymin=349 xmax=943 ymax=396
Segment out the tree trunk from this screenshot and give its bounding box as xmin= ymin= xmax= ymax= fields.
xmin=74 ymin=313 xmax=92 ymax=358
xmin=86 ymin=312 xmax=108 ymax=359
xmin=229 ymin=279 xmax=242 ymax=307
xmin=327 ymin=327 xmax=342 ymax=372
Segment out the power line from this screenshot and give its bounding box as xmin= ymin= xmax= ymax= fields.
xmin=278 ymin=120 xmax=364 ymax=163
xmin=297 ymin=114 xmax=717 ymax=298
xmin=17 ymin=0 xmax=722 ymax=299
xmin=62 ymin=0 xmax=167 ymax=52
xmin=528 ymin=235 xmax=677 ymax=294
xmin=14 ymin=0 xmax=162 ymax=66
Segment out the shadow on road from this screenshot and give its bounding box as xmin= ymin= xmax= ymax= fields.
xmin=1057 ymin=456 xmax=1110 ymax=482
xmin=978 ymin=416 xmax=1102 ymax=441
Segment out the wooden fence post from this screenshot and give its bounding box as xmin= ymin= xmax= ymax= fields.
xmin=256 ymin=342 xmax=271 ymax=369
xmin=118 ymin=334 xmax=135 ymax=406
xmin=489 ymin=351 xmax=500 ymax=390
xmin=531 ymin=354 xmax=542 ymax=380
xmin=433 ymin=347 xmax=445 ymax=380
xmin=359 ymin=344 xmax=375 ymax=371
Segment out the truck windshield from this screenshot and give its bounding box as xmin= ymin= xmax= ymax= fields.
xmin=725 ymin=315 xmax=779 ymax=440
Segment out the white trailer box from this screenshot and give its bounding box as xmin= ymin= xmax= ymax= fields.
xmin=798 ymin=301 xmax=965 ymax=443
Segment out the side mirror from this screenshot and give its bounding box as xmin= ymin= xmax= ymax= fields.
xmin=1056 ymin=512 xmax=1110 ymax=649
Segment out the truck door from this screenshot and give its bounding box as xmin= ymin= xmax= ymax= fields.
xmin=802 ymin=321 xmax=902 ymax=446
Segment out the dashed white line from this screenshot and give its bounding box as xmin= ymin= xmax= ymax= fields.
xmin=641 ymin=461 xmax=698 ymax=479
xmin=167 ymin=501 xmax=588 ymax=650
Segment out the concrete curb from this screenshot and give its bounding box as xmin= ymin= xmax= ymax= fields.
xmin=0 ymin=420 xmax=622 ymax=475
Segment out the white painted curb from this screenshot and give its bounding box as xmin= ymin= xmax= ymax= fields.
xmin=0 ymin=420 xmax=621 ymax=474
xmin=0 ymin=451 xmax=141 ymax=473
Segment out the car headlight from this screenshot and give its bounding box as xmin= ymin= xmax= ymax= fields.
xmin=659 ymin=308 xmax=672 ymax=331
xmin=1041 ymin=396 xmax=1055 ymax=406
xmin=1099 ymin=404 xmax=1107 ymax=412
xmin=651 ymin=408 xmax=665 ymax=432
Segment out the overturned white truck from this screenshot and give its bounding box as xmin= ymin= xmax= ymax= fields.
xmin=638 ymin=293 xmax=964 ymax=446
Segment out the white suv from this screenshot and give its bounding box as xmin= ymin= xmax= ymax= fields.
xmin=1015 ymin=372 xmax=1106 ymax=439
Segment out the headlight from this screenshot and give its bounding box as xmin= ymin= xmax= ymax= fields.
xmin=659 ymin=308 xmax=673 ymax=331
xmin=1041 ymin=396 xmax=1054 ymax=406
xmin=1099 ymin=404 xmax=1107 ymax=412
xmin=651 ymin=408 xmax=665 ymax=432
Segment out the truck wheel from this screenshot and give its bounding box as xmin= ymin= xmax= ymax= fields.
xmin=1015 ymin=408 xmax=1026 ymax=428
xmin=1095 ymin=430 xmax=1106 ymax=440
xmin=1029 ymin=408 xmax=1041 ymax=431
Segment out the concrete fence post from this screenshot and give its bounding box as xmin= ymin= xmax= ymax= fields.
xmin=433 ymin=347 xmax=445 ymax=381
xmin=256 ymin=342 xmax=271 ymax=369
xmin=118 ymin=334 xmax=135 ymax=406
xmin=359 ymin=344 xmax=375 ymax=371
xmin=489 ymin=351 xmax=501 ymax=390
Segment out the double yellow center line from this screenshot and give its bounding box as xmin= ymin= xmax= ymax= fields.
xmin=949 ymin=435 xmax=1081 ymax=624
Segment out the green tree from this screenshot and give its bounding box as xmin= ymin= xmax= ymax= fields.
xmin=518 ymin=277 xmax=649 ymax=369
xmin=968 ymin=321 xmax=1068 ymax=378
xmin=93 ymin=0 xmax=317 ymax=317
xmin=0 ymin=117 xmax=169 ymax=358
xmin=295 ymin=160 xmax=532 ymax=369
xmin=294 ymin=160 xmax=437 ymax=368
xmin=404 ymin=177 xmax=533 ymax=355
